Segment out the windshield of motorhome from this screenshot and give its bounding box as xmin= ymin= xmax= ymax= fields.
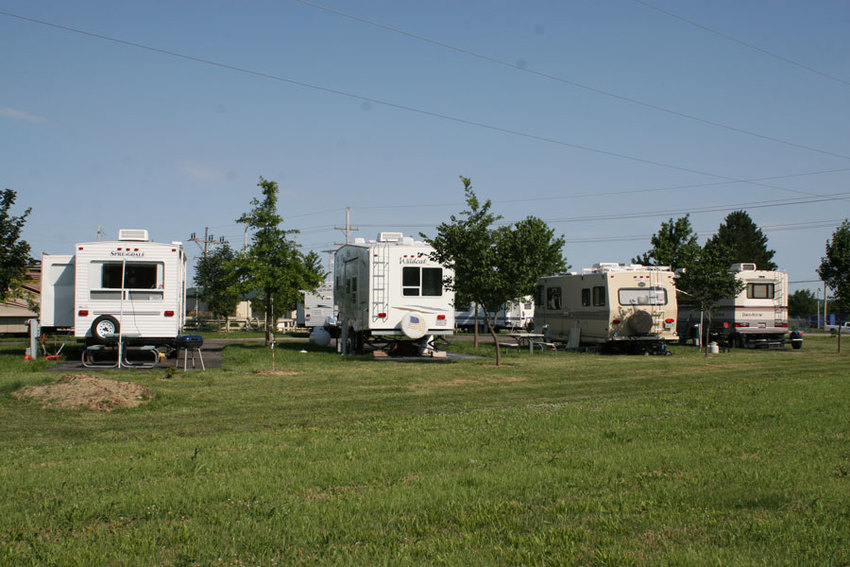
xmin=618 ymin=287 xmax=667 ymax=305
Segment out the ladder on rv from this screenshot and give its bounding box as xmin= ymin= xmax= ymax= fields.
xmin=372 ymin=242 xmax=389 ymax=322
xmin=649 ymin=267 xmax=666 ymax=332
xmin=773 ymin=271 xmax=785 ymax=325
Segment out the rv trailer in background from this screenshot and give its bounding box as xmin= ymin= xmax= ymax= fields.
xmin=40 ymin=229 xmax=187 ymax=347
xmin=334 ymin=232 xmax=454 ymax=355
xmin=678 ymin=263 xmax=794 ymax=349
xmin=296 ymin=281 xmax=337 ymax=330
xmin=534 ymin=263 xmax=678 ymax=354
xmin=455 ymin=296 xmax=534 ymax=332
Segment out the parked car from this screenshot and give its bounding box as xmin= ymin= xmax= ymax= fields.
xmin=824 ymin=321 xmax=850 ymax=335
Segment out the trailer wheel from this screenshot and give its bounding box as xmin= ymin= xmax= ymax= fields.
xmin=91 ymin=315 xmax=120 ymax=343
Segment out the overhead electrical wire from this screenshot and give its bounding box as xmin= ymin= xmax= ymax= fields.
xmin=295 ymin=0 xmax=850 ymax=161
xmin=1 ymin=8 xmax=846 ymax=201
xmin=630 ymin=0 xmax=850 ymax=88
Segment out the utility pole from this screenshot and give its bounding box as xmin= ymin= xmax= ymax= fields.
xmin=188 ymin=227 xmax=225 ymax=258
xmin=321 ymin=249 xmax=336 ymax=281
xmin=334 ymin=207 xmax=359 ymax=245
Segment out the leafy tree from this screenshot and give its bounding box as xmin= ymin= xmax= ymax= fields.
xmin=0 ymin=189 xmax=32 ymax=303
xmin=425 ymin=176 xmax=567 ymax=365
xmin=235 ymin=177 xmax=323 ymax=346
xmin=303 ymin=250 xmax=327 ymax=282
xmin=788 ymin=289 xmax=818 ymax=318
xmin=632 ymin=215 xmax=700 ymax=271
xmin=678 ymin=239 xmax=744 ymax=354
xmin=194 ymin=243 xmax=240 ymax=321
xmin=706 ymin=210 xmax=776 ymax=270
xmin=817 ymin=219 xmax=850 ymax=313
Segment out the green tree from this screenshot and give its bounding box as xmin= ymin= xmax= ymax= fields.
xmin=425 ymin=176 xmax=567 ymax=365
xmin=194 ymin=244 xmax=240 ymax=322
xmin=0 ymin=189 xmax=32 ymax=303
xmin=235 ymin=177 xmax=323 ymax=346
xmin=817 ymin=219 xmax=850 ymax=313
xmin=788 ymin=289 xmax=818 ymax=319
xmin=632 ymin=215 xmax=700 ymax=271
xmin=706 ymin=210 xmax=776 ymax=270
xmin=678 ymin=240 xmax=744 ymax=354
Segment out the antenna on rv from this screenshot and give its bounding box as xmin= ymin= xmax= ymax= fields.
xmin=96 ymin=225 xmax=104 ymax=241
xmin=334 ymin=207 xmax=359 ymax=245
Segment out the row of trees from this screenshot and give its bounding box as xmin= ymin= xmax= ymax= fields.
xmin=3 ymin=177 xmax=850 ymax=349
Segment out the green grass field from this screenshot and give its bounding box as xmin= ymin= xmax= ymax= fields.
xmin=1 ymin=334 xmax=848 ymax=566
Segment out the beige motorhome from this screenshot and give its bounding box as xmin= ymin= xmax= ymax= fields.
xmin=678 ymin=263 xmax=791 ymax=348
xmin=534 ymin=263 xmax=678 ymax=353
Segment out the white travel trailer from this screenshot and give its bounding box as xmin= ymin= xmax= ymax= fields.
xmin=455 ymin=296 xmax=534 ymax=332
xmin=534 ymin=263 xmax=678 ymax=354
xmin=678 ymin=263 xmax=792 ymax=348
xmin=40 ymin=229 xmax=187 ymax=346
xmin=296 ymin=282 xmax=337 ymax=329
xmin=334 ymin=232 xmax=454 ymax=354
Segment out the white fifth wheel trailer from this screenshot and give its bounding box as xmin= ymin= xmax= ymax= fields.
xmin=534 ymin=263 xmax=678 ymax=354
xmin=455 ymin=296 xmax=534 ymax=332
xmin=296 ymin=282 xmax=337 ymax=329
xmin=334 ymin=232 xmax=454 ymax=354
xmin=678 ymin=263 xmax=795 ymax=349
xmin=40 ymin=229 xmax=187 ymax=346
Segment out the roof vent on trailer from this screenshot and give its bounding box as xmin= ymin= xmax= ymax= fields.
xmin=118 ymin=229 xmax=150 ymax=242
xmin=377 ymin=232 xmax=404 ymax=242
xmin=731 ymin=263 xmax=757 ymax=272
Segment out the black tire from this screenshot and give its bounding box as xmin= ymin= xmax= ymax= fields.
xmin=90 ymin=315 xmax=120 ymax=343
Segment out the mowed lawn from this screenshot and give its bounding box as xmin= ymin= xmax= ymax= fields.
xmin=1 ymin=334 xmax=848 ymax=566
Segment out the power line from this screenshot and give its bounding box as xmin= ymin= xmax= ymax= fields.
xmin=562 ymin=218 xmax=845 ymax=245
xmin=630 ymin=0 xmax=850 ymax=88
xmin=296 ymin=0 xmax=850 ymax=161
xmin=2 ymin=8 xmax=847 ymax=194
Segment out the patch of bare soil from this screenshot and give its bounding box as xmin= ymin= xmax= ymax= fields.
xmin=13 ymin=374 xmax=151 ymax=412
xmin=255 ymin=370 xmax=301 ymax=376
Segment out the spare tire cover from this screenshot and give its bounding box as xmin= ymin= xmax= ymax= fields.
xmin=628 ymin=310 xmax=654 ymax=335
xmin=399 ymin=313 xmax=428 ymax=339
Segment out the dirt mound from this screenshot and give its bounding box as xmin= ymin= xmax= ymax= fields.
xmin=13 ymin=374 xmax=152 ymax=412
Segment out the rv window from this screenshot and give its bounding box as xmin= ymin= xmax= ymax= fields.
xmin=535 ymin=285 xmax=544 ymax=307
xmin=403 ymin=267 xmax=420 ymax=296
xmin=581 ymin=288 xmax=591 ymax=306
xmin=747 ymin=283 xmax=774 ymax=299
xmin=100 ymin=262 xmax=161 ymax=290
xmin=402 ymin=267 xmax=443 ymax=296
xmin=618 ymin=287 xmax=668 ymax=306
xmin=547 ymin=287 xmax=562 ymax=310
xmin=422 ymin=268 xmax=443 ymax=296
xmin=592 ymin=286 xmax=606 ymax=307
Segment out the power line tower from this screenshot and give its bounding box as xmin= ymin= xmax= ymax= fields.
xmin=334 ymin=207 xmax=359 ymax=245
xmin=188 ymin=227 xmax=225 ymax=258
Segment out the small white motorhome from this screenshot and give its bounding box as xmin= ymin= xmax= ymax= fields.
xmin=40 ymin=229 xmax=187 ymax=346
xmin=455 ymin=296 xmax=534 ymax=332
xmin=534 ymin=263 xmax=678 ymax=353
xmin=334 ymin=232 xmax=454 ymax=354
xmin=678 ymin=263 xmax=790 ymax=348
xmin=296 ymin=281 xmax=337 ymax=329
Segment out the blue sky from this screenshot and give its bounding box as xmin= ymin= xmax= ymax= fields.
xmin=3 ymin=1 xmax=849 ymax=293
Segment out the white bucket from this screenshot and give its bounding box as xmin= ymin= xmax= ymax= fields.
xmin=708 ymin=342 xmax=720 ymax=354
